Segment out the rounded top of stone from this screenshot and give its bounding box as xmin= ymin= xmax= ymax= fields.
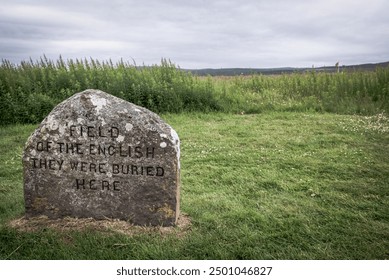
xmin=66 ymin=88 xmax=154 ymax=116
xmin=25 ymin=89 xmax=179 ymax=150
xmin=51 ymin=89 xmax=174 ymax=138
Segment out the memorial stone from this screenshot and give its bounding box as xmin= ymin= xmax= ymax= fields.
xmin=23 ymin=89 xmax=180 ymax=226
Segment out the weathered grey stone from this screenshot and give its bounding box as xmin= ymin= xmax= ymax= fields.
xmin=23 ymin=89 xmax=180 ymax=226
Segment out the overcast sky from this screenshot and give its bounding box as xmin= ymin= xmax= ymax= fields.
xmin=1 ymin=0 xmax=388 ymax=68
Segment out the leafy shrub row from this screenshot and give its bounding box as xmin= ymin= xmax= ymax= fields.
xmin=1 ymin=56 xmax=389 ymax=125
xmin=0 ymin=57 xmax=220 ymax=125
xmin=214 ymin=66 xmax=389 ymax=115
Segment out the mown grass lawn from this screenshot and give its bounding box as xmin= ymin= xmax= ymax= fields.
xmin=1 ymin=112 xmax=388 ymax=259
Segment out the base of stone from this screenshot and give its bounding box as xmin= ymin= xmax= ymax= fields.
xmin=8 ymin=213 xmax=191 ymax=237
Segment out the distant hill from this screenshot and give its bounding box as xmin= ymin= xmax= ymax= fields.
xmin=184 ymin=61 xmax=389 ymax=76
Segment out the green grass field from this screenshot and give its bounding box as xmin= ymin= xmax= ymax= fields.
xmin=1 ymin=112 xmax=388 ymax=259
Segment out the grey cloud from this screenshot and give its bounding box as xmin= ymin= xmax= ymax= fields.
xmin=0 ymin=0 xmax=388 ymax=68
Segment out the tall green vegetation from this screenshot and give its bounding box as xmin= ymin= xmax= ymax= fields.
xmin=1 ymin=56 xmax=389 ymax=125
xmin=0 ymin=57 xmax=219 ymax=125
xmin=218 ymin=68 xmax=389 ymax=115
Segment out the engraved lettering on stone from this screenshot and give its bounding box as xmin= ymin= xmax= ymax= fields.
xmin=23 ymin=89 xmax=180 ymax=226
